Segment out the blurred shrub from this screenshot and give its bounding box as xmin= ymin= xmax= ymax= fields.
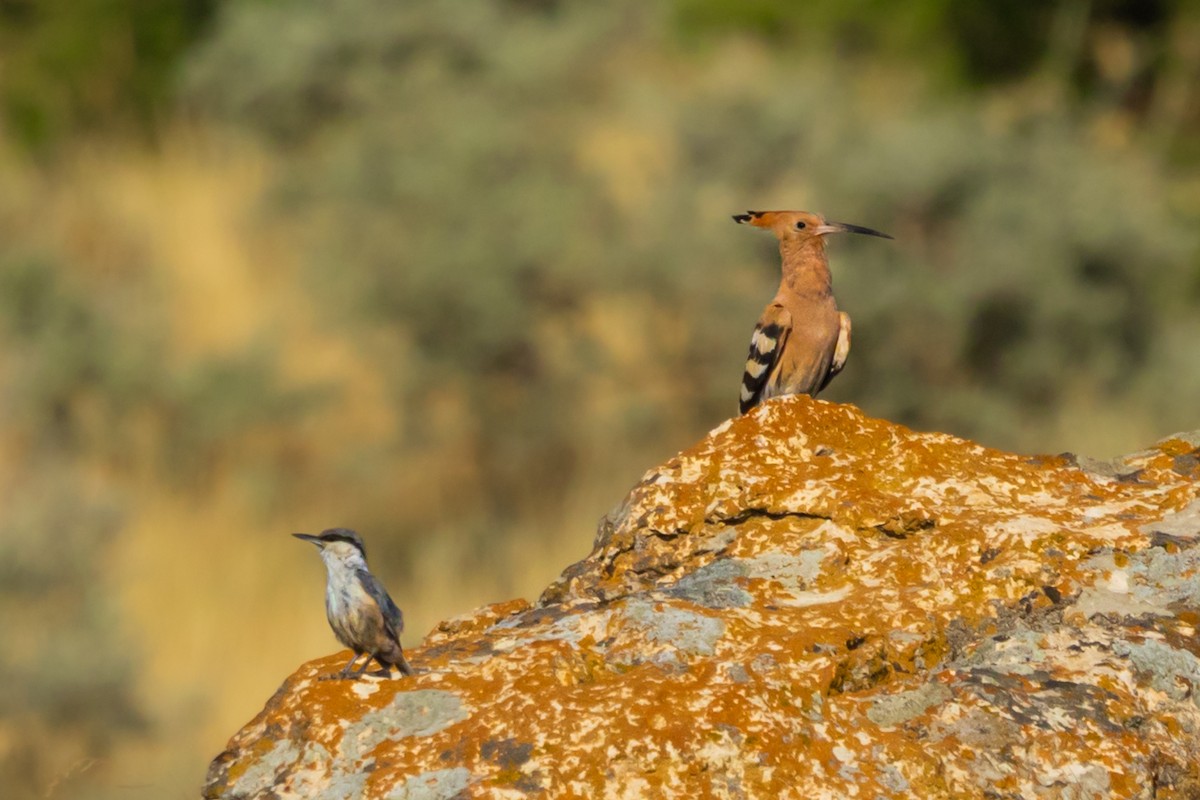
xmin=0 ymin=468 xmax=140 ymax=800
xmin=0 ymin=257 xmax=157 ymax=447
xmin=0 ymin=257 xmax=146 ymax=798
xmin=0 ymin=0 xmax=219 ymax=150
xmin=0 ymin=255 xmax=318 ymax=484
xmin=0 ymin=249 xmax=325 ymax=795
xmin=673 ymin=0 xmax=1182 ymax=91
xmin=185 ymin=0 xmax=1199 ymax=479
xmin=186 ymin=0 xmax=747 ymax=554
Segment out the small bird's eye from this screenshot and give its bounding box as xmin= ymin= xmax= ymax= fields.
xmin=795 ymin=221 xmax=807 ymax=230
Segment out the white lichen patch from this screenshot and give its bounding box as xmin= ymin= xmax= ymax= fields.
xmin=338 ymin=682 xmax=379 ymax=709
xmin=773 ymin=587 xmax=852 ymax=608
xmin=909 ymin=476 xmax=993 ymax=507
xmin=986 ymin=515 xmax=1063 ymax=543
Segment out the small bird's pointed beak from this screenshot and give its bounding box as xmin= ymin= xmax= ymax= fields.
xmin=816 ymin=221 xmax=893 ymax=240
xmin=292 ymin=533 xmax=322 ymax=546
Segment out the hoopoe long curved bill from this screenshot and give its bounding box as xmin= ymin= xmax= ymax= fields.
xmin=734 ymin=210 xmax=891 ymax=414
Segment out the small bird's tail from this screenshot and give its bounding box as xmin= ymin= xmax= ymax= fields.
xmin=393 ymin=650 xmax=415 ymax=677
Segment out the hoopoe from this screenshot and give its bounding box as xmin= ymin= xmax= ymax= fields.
xmin=733 ymin=210 xmax=892 ymax=414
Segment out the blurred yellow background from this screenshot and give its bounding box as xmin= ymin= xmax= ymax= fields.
xmin=1 ymin=1 xmax=1199 ymax=797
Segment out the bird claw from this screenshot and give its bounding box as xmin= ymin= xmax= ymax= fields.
xmin=317 ymin=665 xmax=419 ymax=681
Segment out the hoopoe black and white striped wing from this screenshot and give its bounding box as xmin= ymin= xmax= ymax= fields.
xmin=739 ymin=303 xmax=792 ymax=414
xmin=817 ymin=311 xmax=851 ymax=393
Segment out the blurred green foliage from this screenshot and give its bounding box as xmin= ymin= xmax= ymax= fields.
xmin=0 ymin=467 xmax=140 ymax=799
xmin=0 ymin=255 xmax=320 ymax=484
xmin=0 ymin=0 xmax=217 ymax=150
xmin=675 ymin=0 xmax=1184 ymax=96
xmin=185 ymin=1 xmax=753 ymax=546
xmin=0 ymin=255 xmax=320 ymax=798
xmin=0 ymin=259 xmax=144 ymax=798
xmin=183 ymin=0 xmax=1200 ymax=453
xmin=0 ymin=258 xmax=155 ymax=446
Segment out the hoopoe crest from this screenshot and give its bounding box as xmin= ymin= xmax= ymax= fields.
xmin=734 ymin=210 xmax=892 ymax=414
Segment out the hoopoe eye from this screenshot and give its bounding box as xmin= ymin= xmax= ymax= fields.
xmin=794 ymin=221 xmax=807 ymax=230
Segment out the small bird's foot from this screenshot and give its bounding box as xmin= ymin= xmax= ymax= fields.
xmin=319 ymin=666 xmax=361 ymax=681
xmin=364 ymin=663 xmax=418 ymax=678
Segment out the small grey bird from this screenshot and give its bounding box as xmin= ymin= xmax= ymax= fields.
xmin=293 ymin=528 xmax=415 ymax=679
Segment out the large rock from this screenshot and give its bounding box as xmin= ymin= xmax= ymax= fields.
xmin=204 ymin=396 xmax=1200 ymax=799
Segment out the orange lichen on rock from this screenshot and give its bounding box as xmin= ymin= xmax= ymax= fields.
xmin=204 ymin=396 xmax=1200 ymax=799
